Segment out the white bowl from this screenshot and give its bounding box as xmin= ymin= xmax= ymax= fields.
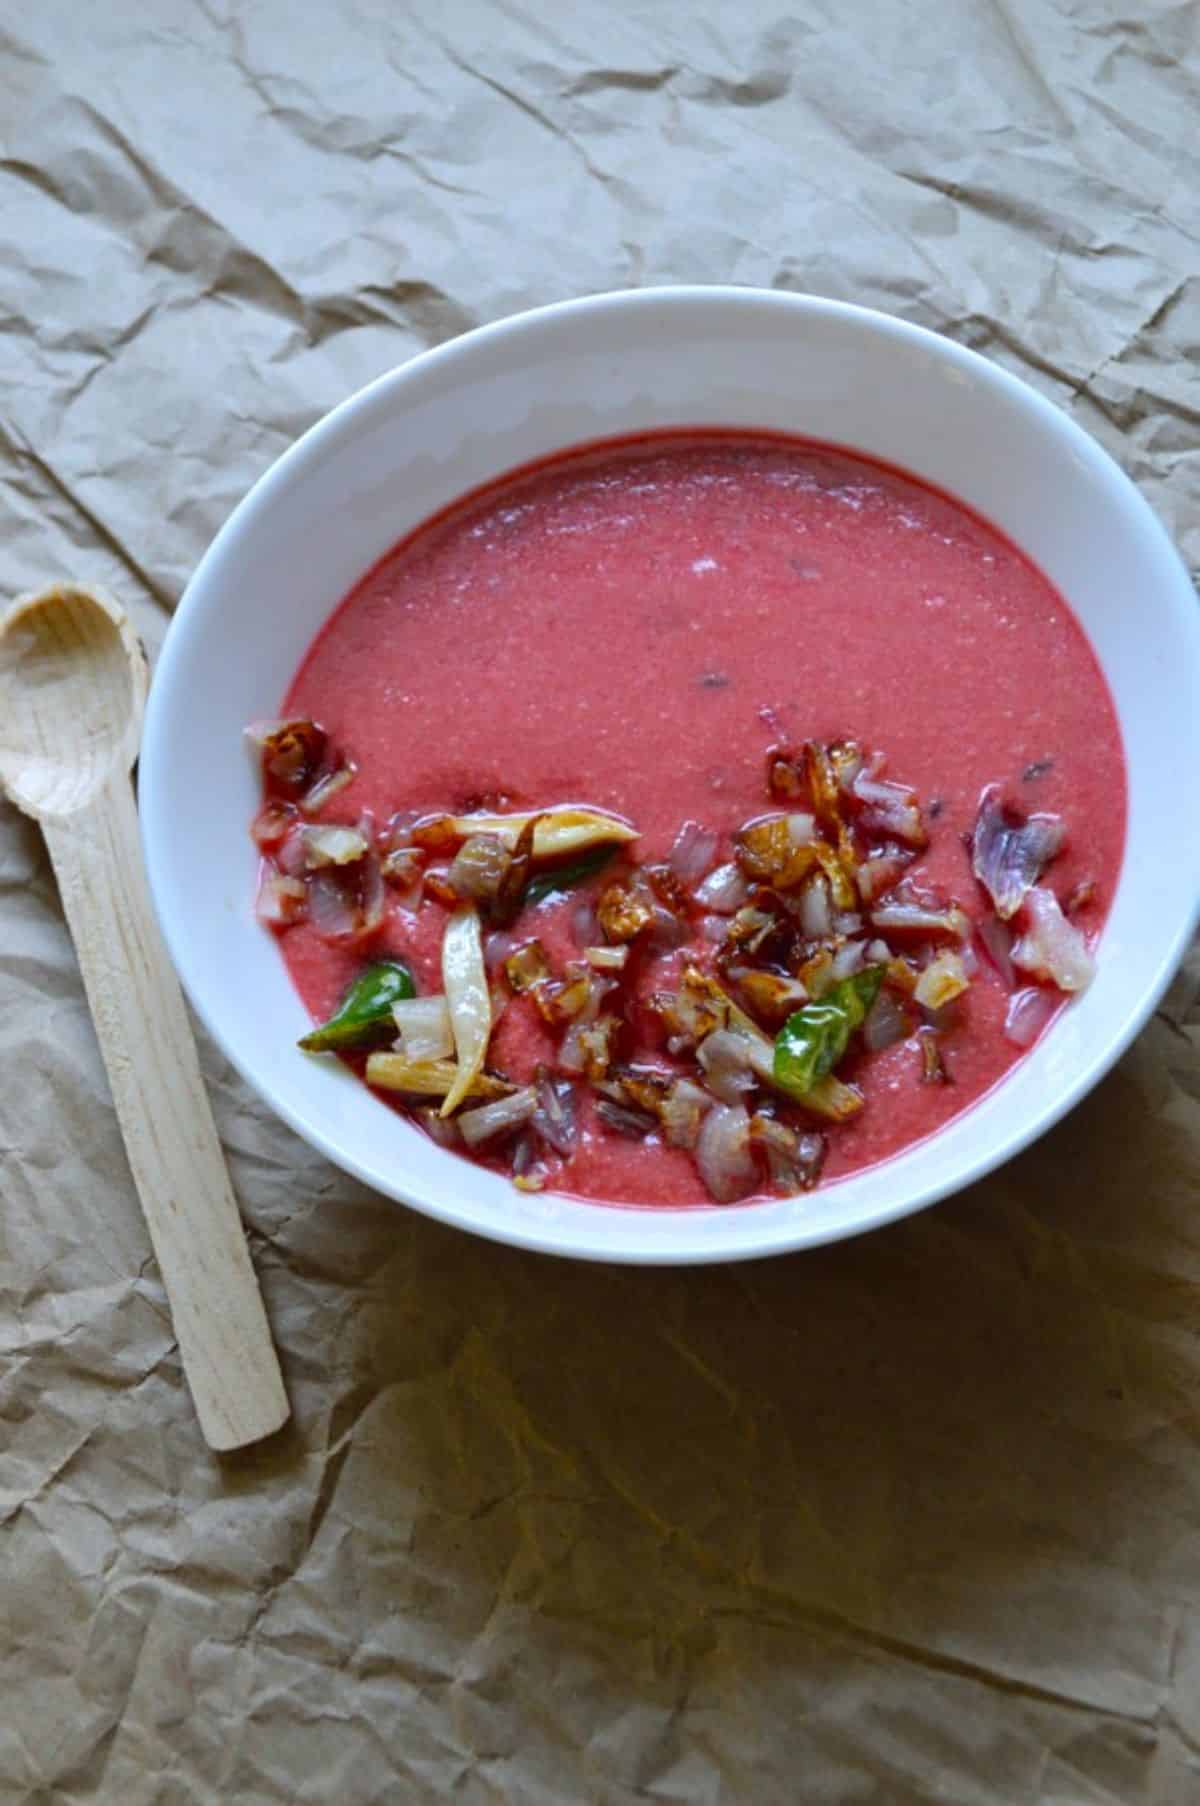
xmin=140 ymin=288 xmax=1200 ymax=1264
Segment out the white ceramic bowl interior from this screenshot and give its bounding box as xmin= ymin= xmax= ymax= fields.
xmin=140 ymin=288 xmax=1200 ymax=1263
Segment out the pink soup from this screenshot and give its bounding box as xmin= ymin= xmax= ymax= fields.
xmin=264 ymin=433 xmax=1125 ymax=1208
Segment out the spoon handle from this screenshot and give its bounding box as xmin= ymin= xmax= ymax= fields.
xmin=43 ymin=777 xmax=290 ymax=1452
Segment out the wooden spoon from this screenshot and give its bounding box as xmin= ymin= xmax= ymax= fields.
xmin=0 ymin=583 xmax=289 ymax=1451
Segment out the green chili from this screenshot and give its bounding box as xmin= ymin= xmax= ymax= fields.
xmin=299 ymin=959 xmax=415 ymax=1052
xmin=523 ymin=846 xmax=616 ymax=908
xmin=773 ymin=965 xmax=885 ymax=1098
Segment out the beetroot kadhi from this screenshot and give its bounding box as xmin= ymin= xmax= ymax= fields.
xmin=247 ymin=433 xmax=1125 ymax=1208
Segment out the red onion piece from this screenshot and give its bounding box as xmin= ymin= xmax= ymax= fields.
xmin=446 ymin=833 xmax=512 ymax=904
xmin=307 ymin=871 xmax=363 ymax=941
xmin=695 ymin=1102 xmax=757 ymax=1204
xmin=661 ymin=1078 xmax=711 ymax=1150
xmin=976 ymin=915 xmax=1015 ymax=987
xmin=532 ymin=1073 xmax=580 ymax=1155
xmin=299 ymin=764 xmax=356 ymax=816
xmin=484 ymin=931 xmax=517 ymax=972
xmin=648 ymin=905 xmax=689 ymax=952
xmin=594 ymin=1096 xmax=658 ymax=1139
xmin=798 ymin=875 xmax=833 ymax=940
xmin=694 ymin=862 xmax=750 ymax=914
xmin=668 ymin=820 xmax=720 ymax=887
xmin=255 ymin=869 xmax=307 ymax=926
xmin=571 ymin=898 xmax=599 ymax=947
xmin=275 ymin=824 xmax=310 ymax=878
xmin=417 ymin=1107 xmax=461 ymax=1149
xmin=1011 ymin=887 xmax=1096 ymax=993
xmin=830 ymin=940 xmax=867 ymax=981
xmin=698 ymin=1029 xmax=758 ymax=1105
xmin=971 ymin=786 xmax=1065 ymax=920
xmin=458 ymin=1087 xmax=538 ymax=1147
xmin=863 ymin=988 xmax=908 ymax=1052
xmin=251 ymin=800 xmax=298 ymax=852
xmin=856 ymin=852 xmax=910 ymax=904
xmin=1004 ymin=985 xmax=1059 ymax=1047
xmin=852 ymin=774 xmax=926 ymax=846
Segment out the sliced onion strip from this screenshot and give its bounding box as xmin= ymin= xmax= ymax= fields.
xmin=440 ymin=904 xmax=492 ymax=1115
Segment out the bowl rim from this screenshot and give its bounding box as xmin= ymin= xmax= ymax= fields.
xmin=140 ymin=284 xmax=1200 ymax=1264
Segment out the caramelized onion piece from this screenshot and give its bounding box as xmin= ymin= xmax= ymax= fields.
xmin=766 ymin=747 xmax=806 ymax=799
xmin=252 ymin=800 xmax=298 ymax=852
xmin=381 ymin=844 xmax=424 ymax=910
xmin=735 ymin=970 xmax=810 ymax=1028
xmin=597 ymin=879 xmax=656 ymax=943
xmin=248 ymin=718 xmax=327 ymax=796
xmin=852 ymin=773 xmax=927 ymax=849
xmin=661 ymin=1078 xmax=712 ymax=1150
xmin=504 ymin=940 xmax=550 ymax=993
xmin=735 ymin=814 xmax=823 ymax=891
xmin=971 ymin=785 xmax=1065 ymax=920
xmin=301 ymin=823 xmax=368 ymax=869
xmin=795 ymin=945 xmax=836 ymax=1000
xmin=532 ymin=970 xmax=593 ymax=1026
xmin=913 ymin=950 xmax=970 ymax=1012
xmin=299 ymin=764 xmax=356 ymax=817
xmin=1011 ymin=887 xmax=1096 ymax=993
xmin=584 ymin=945 xmax=629 ymax=971
xmin=749 ymin=1113 xmax=827 ymax=1193
xmin=365 ymin=1054 xmax=510 ymax=1100
xmin=445 ymin=832 xmax=512 ymax=905
xmin=492 ymin=814 xmax=538 ymax=925
xmin=255 ymin=870 xmax=307 ymax=926
xmin=561 ymin=1013 xmax=622 ymax=1080
xmin=855 ymin=851 xmax=911 ymax=905
xmin=440 ymin=905 xmax=492 ymax=1115
xmin=415 ymin=806 xmax=637 ymax=860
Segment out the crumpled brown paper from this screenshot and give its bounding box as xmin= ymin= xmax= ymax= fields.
xmin=2 ymin=3 xmax=1198 ymax=1800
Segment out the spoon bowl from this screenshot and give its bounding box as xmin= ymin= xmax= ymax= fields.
xmin=0 ymin=584 xmax=145 ymax=818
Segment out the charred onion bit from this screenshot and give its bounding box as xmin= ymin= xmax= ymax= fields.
xmin=916 ymin=1027 xmax=951 ymax=1085
xmin=749 ymin=1113 xmax=827 ymax=1194
xmin=597 ymin=878 xmax=656 ymax=943
xmin=249 ymin=718 xmax=328 ymax=798
xmin=971 ymin=785 xmax=1065 ymax=920
xmin=365 ymin=1054 xmax=511 ymax=1101
xmin=504 ymin=940 xmax=551 ymax=993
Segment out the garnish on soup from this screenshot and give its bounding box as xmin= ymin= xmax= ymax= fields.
xmin=251 ymin=718 xmax=1097 ymax=1206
